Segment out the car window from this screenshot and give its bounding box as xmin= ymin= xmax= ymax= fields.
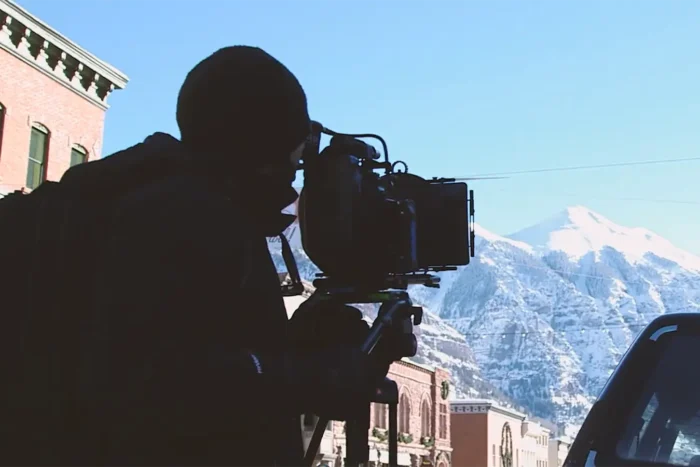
xmin=615 ymin=336 xmax=700 ymax=466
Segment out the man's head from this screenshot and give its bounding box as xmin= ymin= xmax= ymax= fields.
xmin=176 ymin=46 xmax=310 ymax=185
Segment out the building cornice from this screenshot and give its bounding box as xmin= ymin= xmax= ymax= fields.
xmin=451 ymin=400 xmax=527 ymax=421
xmin=395 ymin=358 xmax=435 ymax=375
xmin=0 ymin=0 xmax=128 ymax=110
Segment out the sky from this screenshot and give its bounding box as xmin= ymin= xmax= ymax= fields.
xmin=15 ymin=0 xmax=700 ymax=254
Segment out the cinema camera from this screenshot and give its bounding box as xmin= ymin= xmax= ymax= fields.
xmin=282 ymin=121 xmax=476 ymax=467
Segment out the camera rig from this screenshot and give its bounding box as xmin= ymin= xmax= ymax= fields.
xmin=280 ymin=121 xmax=476 ymax=467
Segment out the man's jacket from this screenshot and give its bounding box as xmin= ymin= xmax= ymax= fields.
xmin=62 ymin=133 xmax=304 ymax=466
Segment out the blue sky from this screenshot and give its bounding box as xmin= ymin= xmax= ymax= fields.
xmin=18 ymin=0 xmax=700 ymax=253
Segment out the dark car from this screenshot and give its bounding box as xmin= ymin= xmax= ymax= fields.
xmin=565 ymin=313 xmax=700 ymax=467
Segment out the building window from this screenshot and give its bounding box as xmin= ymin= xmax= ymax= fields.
xmin=516 ymin=449 xmax=519 ymax=467
xmin=373 ymin=403 xmax=387 ymax=429
xmin=493 ymin=444 xmax=496 ymax=467
xmin=421 ymin=399 xmax=432 ymax=437
xmin=70 ymin=145 xmax=88 ymax=167
xmin=26 ymin=124 xmax=50 ymax=190
xmin=399 ymin=393 xmax=411 ymax=433
xmin=439 ymin=404 xmax=447 ymax=438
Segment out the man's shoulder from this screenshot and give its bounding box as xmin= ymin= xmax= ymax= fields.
xmin=115 ymin=173 xmax=247 ymax=236
xmin=120 ymin=172 xmax=227 ymax=207
xmin=62 ymin=132 xmax=235 ymax=211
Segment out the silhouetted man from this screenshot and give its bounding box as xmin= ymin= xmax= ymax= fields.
xmin=58 ymin=46 xmax=382 ymax=466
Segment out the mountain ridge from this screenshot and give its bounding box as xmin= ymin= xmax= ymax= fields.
xmin=508 ymin=205 xmax=700 ymax=272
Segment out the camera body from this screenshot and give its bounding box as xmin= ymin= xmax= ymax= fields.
xmin=297 ymin=121 xmax=475 ymax=290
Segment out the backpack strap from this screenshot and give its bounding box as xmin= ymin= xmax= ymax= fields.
xmin=279 ymin=233 xmax=304 ymax=296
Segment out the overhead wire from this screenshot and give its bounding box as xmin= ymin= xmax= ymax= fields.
xmin=291 ymin=155 xmax=700 ymax=204
xmin=460 ymin=322 xmax=650 ymax=338
xmin=452 ymin=156 xmax=700 ymax=180
xmin=488 ymin=189 xmax=700 ymax=206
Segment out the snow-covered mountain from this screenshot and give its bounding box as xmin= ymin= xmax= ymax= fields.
xmin=409 ymin=223 xmax=602 ymax=433
xmin=510 ymin=205 xmax=700 ymax=273
xmin=413 ymin=206 xmax=700 ymax=434
xmin=270 ymin=205 xmax=700 ymax=436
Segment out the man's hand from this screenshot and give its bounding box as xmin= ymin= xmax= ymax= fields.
xmin=285 ymin=299 xmax=402 ymax=420
xmin=288 ymin=299 xmax=370 ymax=350
xmin=288 ymin=298 xmax=416 ymax=375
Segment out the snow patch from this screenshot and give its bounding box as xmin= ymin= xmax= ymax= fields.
xmin=509 ymin=206 xmax=700 ymax=272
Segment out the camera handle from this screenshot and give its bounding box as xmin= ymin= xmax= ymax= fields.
xmin=303 ymin=292 xmax=421 ymax=467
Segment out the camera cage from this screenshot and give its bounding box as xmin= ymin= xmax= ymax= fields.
xmin=296 ymin=120 xmax=476 ymax=294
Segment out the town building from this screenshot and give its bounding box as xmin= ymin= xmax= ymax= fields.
xmin=283 ymin=279 xmax=453 ymax=467
xmin=0 ymin=0 xmax=127 ymax=195
xmin=547 ymin=436 xmax=572 ymax=467
xmin=450 ymin=399 xmax=551 ymax=467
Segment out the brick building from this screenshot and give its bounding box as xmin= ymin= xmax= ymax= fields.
xmin=0 ymin=0 xmax=127 ymax=195
xmin=451 ymin=400 xmax=551 ymax=467
xmin=284 ymin=280 xmax=453 ymax=467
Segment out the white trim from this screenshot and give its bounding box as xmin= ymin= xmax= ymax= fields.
xmin=31 ymin=121 xmax=49 ymax=134
xmin=0 ymin=0 xmax=127 ymax=87
xmin=0 ymin=0 xmax=128 ymax=109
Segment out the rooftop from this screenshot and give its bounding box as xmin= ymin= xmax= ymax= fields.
xmin=554 ymin=435 xmax=574 ymax=445
xmin=0 ymin=0 xmax=128 ymax=109
xmin=451 ymin=398 xmax=527 ymax=421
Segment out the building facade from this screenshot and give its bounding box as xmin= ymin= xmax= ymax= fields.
xmin=283 ymin=280 xmax=453 ymax=467
xmin=547 ymin=436 xmax=572 ymax=467
xmin=451 ymin=400 xmax=551 ymax=467
xmin=0 ymin=0 xmax=127 ymax=195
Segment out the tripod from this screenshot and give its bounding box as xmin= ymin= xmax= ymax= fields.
xmin=302 ymin=289 xmax=423 ymax=467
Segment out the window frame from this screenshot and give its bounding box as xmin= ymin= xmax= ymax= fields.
xmin=421 ymin=398 xmax=432 ymax=437
xmin=439 ymin=403 xmax=448 ymax=439
xmin=0 ymin=103 xmax=5 ymax=163
xmin=26 ymin=123 xmax=50 ymax=190
xmin=70 ymin=144 xmax=88 ymax=167
xmin=399 ymin=393 xmax=411 ymax=434
xmin=373 ymin=402 xmax=387 ymax=430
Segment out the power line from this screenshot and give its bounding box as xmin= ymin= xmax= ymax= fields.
xmin=453 ymin=156 xmax=700 ymax=179
xmin=291 ymin=156 xmax=700 ymax=190
xmin=460 ymin=322 xmax=650 ymax=338
xmin=490 ymin=189 xmax=700 ymax=206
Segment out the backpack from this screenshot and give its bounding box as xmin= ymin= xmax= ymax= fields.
xmin=0 ymin=179 xmax=115 ymax=465
xmin=0 ymin=134 xmax=197 ymax=465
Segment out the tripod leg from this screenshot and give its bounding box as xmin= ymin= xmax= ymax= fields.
xmin=305 ymin=417 xmax=328 ymax=466
xmin=389 ymin=402 xmax=397 ymax=467
xmin=345 ymin=404 xmax=370 ymax=467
